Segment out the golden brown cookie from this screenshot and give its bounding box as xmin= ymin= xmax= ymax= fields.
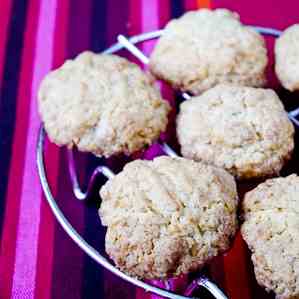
xmin=241 ymin=175 xmax=299 ymax=299
xmin=149 ymin=9 xmax=267 ymax=95
xmin=177 ymin=84 xmax=294 ymax=179
xmin=99 ymin=156 xmax=238 ymax=279
xmin=275 ymin=24 xmax=299 ymax=91
xmin=38 ymin=52 xmax=170 ymax=157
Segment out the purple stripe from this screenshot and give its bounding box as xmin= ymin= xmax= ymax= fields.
xmin=50 ymin=1 xmax=86 ymax=298
xmin=51 ymin=153 xmax=85 ymax=299
xmin=11 ymin=0 xmax=57 ymax=297
xmin=80 ymin=1 xmax=108 ymax=298
xmin=106 ymin=0 xmax=129 ymax=46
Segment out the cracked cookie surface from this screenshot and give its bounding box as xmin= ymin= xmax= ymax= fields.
xmin=38 ymin=52 xmax=170 ymax=157
xmin=149 ymin=8 xmax=267 ymax=95
xmin=99 ymin=156 xmax=238 ymax=279
xmin=176 ymin=84 xmax=294 ymax=179
xmin=275 ymin=24 xmax=299 ymax=91
xmin=241 ymin=175 xmax=299 ymax=299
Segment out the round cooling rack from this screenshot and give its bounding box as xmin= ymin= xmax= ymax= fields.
xmin=37 ymin=26 xmax=298 ymax=299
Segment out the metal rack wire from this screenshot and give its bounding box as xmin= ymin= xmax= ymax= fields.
xmin=37 ymin=26 xmax=299 ymax=299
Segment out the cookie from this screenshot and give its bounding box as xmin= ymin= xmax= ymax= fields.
xmin=241 ymin=175 xmax=299 ymax=299
xmin=99 ymin=156 xmax=238 ymax=279
xmin=38 ymin=52 xmax=170 ymax=157
xmin=149 ymin=9 xmax=267 ymax=95
xmin=176 ymin=84 xmax=294 ymax=179
xmin=275 ymin=24 xmax=299 ymax=91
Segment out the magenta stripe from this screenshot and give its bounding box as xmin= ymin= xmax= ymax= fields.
xmin=212 ymin=0 xmax=299 ymax=29
xmin=140 ymin=0 xmax=175 ymax=162
xmin=10 ymin=0 xmax=57 ymax=297
xmin=36 ymin=2 xmax=69 ymax=298
xmin=0 ymin=0 xmax=40 ymax=297
xmin=140 ymin=0 xmax=161 ymax=159
xmin=140 ymin=0 xmax=159 ymax=57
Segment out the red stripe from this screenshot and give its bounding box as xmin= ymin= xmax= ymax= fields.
xmin=222 ymin=233 xmax=252 ymax=299
xmin=0 ymin=0 xmax=13 ymax=88
xmin=158 ymin=0 xmax=171 ymax=28
xmin=0 ymin=0 xmax=40 ymax=297
xmin=184 ymin=0 xmax=198 ymax=10
xmin=34 ymin=1 xmax=70 ymax=298
xmin=128 ymin=0 xmax=142 ymax=36
xmin=208 ymin=256 xmax=226 ymax=291
xmin=197 ymin=0 xmax=211 ymax=8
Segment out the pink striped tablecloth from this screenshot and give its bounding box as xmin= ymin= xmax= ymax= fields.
xmin=0 ymin=0 xmax=299 ymax=298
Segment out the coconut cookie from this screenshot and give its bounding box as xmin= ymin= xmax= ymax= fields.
xmin=149 ymin=9 xmax=267 ymax=95
xmin=241 ymin=175 xmax=299 ymax=299
xmin=177 ymin=85 xmax=294 ymax=179
xmin=275 ymin=24 xmax=299 ymax=91
xmin=38 ymin=52 xmax=170 ymax=157
xmin=99 ymin=156 xmax=238 ymax=279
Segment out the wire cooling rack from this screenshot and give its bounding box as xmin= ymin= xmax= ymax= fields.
xmin=37 ymin=26 xmax=299 ymax=299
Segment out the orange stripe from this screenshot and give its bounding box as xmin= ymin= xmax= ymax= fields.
xmin=197 ymin=0 xmax=211 ymax=8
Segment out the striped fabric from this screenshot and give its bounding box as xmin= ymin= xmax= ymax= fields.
xmin=0 ymin=0 xmax=298 ymax=298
